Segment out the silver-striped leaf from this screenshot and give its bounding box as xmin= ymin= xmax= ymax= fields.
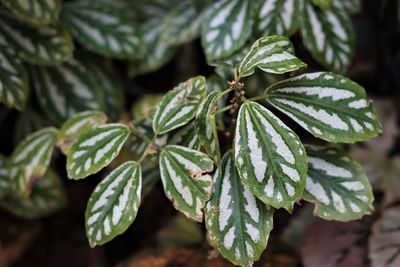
xmin=0 ymin=44 xmax=28 ymax=111
xmin=80 ymin=56 xmax=124 ymax=121
xmin=168 ymin=122 xmax=201 ymax=150
xmin=159 ymin=145 xmax=214 ymax=221
xmin=207 ymin=74 xmax=228 ymax=109
xmin=302 ymin=1 xmax=354 ymax=73
xmin=128 ymin=18 xmax=177 ymax=76
xmin=67 ymin=123 xmax=130 ymax=179
xmin=0 ymin=168 xmax=67 ymax=219
xmin=333 ymin=0 xmax=361 ymax=14
xmin=234 ymin=101 xmax=307 ymax=211
xmin=0 ymin=9 xmax=73 ymax=65
xmin=369 ymin=206 xmax=400 ymax=267
xmin=153 ymin=76 xmax=207 ymax=135
xmin=303 ymin=146 xmax=374 ymax=221
xmin=0 ymin=155 xmax=10 ymax=200
xmin=161 ymin=1 xmax=204 ymax=46
xmin=195 ymin=91 xmax=221 ymax=164
xmin=31 ymin=59 xmax=105 ymax=124
xmin=256 ymin=0 xmax=303 ymax=37
xmin=62 ymin=1 xmax=143 ymax=59
xmin=239 ymin=35 xmax=306 ymax=77
xmin=266 ymin=72 xmax=382 ymax=143
xmin=57 ymin=111 xmax=108 ymax=155
xmin=310 ymin=0 xmax=333 ymax=9
xmin=205 ymin=152 xmax=273 ymax=267
xmin=1 ymin=0 xmax=61 ymax=25
xmin=9 ymin=127 xmax=58 ymax=197
xmin=85 ymin=161 xmax=141 ymax=247
xmin=201 ymin=0 xmax=254 ymax=61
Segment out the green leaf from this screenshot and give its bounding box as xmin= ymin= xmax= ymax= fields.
xmin=168 ymin=122 xmax=201 ymax=150
xmin=369 ymin=206 xmax=400 ymax=267
xmin=57 ymin=111 xmax=108 ymax=155
xmin=132 ymin=95 xmax=163 ymax=121
xmin=333 ymin=0 xmax=362 ymax=14
xmin=211 ymin=42 xmax=251 ymax=69
xmin=0 ymin=168 xmax=67 ymax=219
xmin=80 ymin=56 xmax=124 ymax=121
xmin=0 ymin=155 xmax=10 ymax=200
xmin=31 ymin=59 xmax=105 ymax=124
xmin=310 ymin=0 xmax=333 ymax=9
xmin=302 ymin=1 xmax=354 ymax=73
xmin=161 ymin=1 xmax=204 ymax=46
xmin=159 ymin=145 xmax=214 ymax=221
xmin=201 ymin=0 xmax=254 ymax=61
xmin=1 ymin=0 xmax=61 ymax=25
xmin=128 ymin=18 xmax=177 ymax=76
xmin=67 ymin=123 xmax=130 ymax=180
xmin=195 ymin=91 xmax=221 ymax=164
xmin=153 ymin=76 xmax=207 ymax=135
xmin=62 ymin=1 xmax=143 ymax=59
xmin=0 ymin=44 xmax=28 ymax=111
xmin=85 ymin=161 xmax=141 ymax=247
xmin=303 ymin=146 xmax=374 ymax=221
xmin=266 ymin=72 xmax=382 ymax=143
xmin=0 ymin=9 xmax=73 ymax=65
xmin=256 ymin=0 xmax=303 ymax=37
xmin=9 ymin=127 xmax=58 ymax=197
xmin=234 ymin=101 xmax=307 ymax=211
xmin=205 ymin=151 xmax=274 ymax=267
xmin=239 ymin=35 xmax=306 ymax=77
xmin=207 ymin=74 xmax=228 ymax=109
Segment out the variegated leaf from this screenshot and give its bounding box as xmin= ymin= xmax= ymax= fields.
xmin=67 ymin=123 xmax=130 ymax=179
xmin=302 ymin=1 xmax=354 ymax=73
xmin=31 ymin=59 xmax=105 ymax=124
xmin=205 ymin=152 xmax=273 ymax=267
xmin=239 ymin=35 xmax=306 ymax=77
xmin=195 ymin=91 xmax=221 ymax=164
xmin=266 ymin=72 xmax=382 ymax=143
xmin=128 ymin=18 xmax=177 ymax=76
xmin=161 ymin=1 xmax=204 ymax=46
xmin=310 ymin=0 xmax=333 ymax=9
xmin=333 ymin=0 xmax=361 ymax=14
xmin=369 ymin=206 xmax=400 ymax=267
xmin=303 ymin=146 xmax=374 ymax=221
xmin=80 ymin=56 xmax=124 ymax=121
xmin=62 ymin=1 xmax=143 ymax=59
xmin=1 ymin=0 xmax=61 ymax=24
xmin=234 ymin=101 xmax=307 ymax=211
xmin=0 ymin=155 xmax=10 ymax=199
xmin=201 ymin=0 xmax=254 ymax=61
xmin=211 ymin=41 xmax=251 ymax=69
xmin=0 ymin=9 xmax=73 ymax=65
xmin=0 ymin=169 xmax=67 ymax=219
xmin=159 ymin=145 xmax=213 ymax=221
xmin=153 ymin=76 xmax=207 ymax=135
xmin=256 ymin=0 xmax=303 ymax=37
xmin=85 ymin=161 xmax=141 ymax=247
xmin=0 ymin=44 xmax=28 ymax=111
xmin=207 ymin=74 xmax=228 ymax=109
xmin=9 ymin=127 xmax=58 ymax=197
xmin=57 ymin=111 xmax=108 ymax=155
xmin=168 ymin=122 xmax=201 ymax=150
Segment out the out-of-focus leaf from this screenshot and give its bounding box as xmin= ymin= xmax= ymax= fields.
xmin=369 ymin=206 xmax=400 ymax=267
xmin=301 ymin=217 xmax=372 ymax=267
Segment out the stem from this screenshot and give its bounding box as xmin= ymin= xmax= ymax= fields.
xmin=137 ymin=134 xmax=157 ymax=163
xmin=247 ymin=94 xmax=269 ymax=102
xmin=215 ymin=104 xmax=233 ymax=114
